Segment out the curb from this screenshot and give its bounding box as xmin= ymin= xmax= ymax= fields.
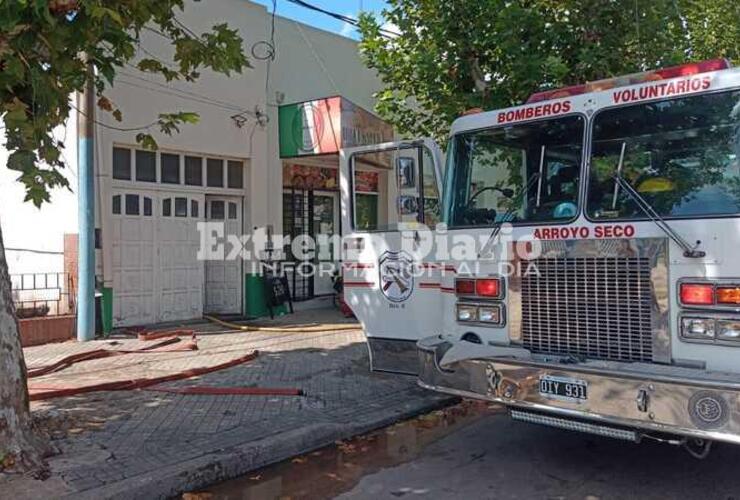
xmin=70 ymin=394 xmax=457 ymax=500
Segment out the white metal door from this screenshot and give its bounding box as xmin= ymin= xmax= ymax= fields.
xmin=204 ymin=196 xmax=243 ymax=314
xmin=340 ymin=140 xmax=444 ymax=374
xmin=111 ymin=191 xmax=157 ymax=326
xmin=157 ymin=194 xmax=205 ymax=322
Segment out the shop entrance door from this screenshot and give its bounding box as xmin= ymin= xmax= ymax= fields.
xmin=312 ymin=191 xmax=339 ymax=296
xmin=282 ymin=188 xmax=340 ymax=300
xmin=283 ymin=189 xmax=312 ymax=301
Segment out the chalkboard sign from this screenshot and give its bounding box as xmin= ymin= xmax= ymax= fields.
xmin=265 ymin=275 xmax=291 ymax=308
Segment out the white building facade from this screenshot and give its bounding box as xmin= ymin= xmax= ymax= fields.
xmin=0 ymin=0 xmax=390 ymax=330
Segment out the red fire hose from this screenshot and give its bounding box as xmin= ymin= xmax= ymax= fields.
xmin=28 ymin=350 xmax=260 ymax=401
xmin=28 ymin=347 xmax=305 ymax=401
xmin=27 ymin=336 xmax=197 ymax=378
xmin=125 ymin=328 xmax=195 ymax=342
xmin=27 ymin=326 xmax=304 ymax=400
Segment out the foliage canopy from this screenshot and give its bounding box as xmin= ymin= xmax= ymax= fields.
xmin=0 ymin=0 xmax=248 ymax=206
xmin=358 ymin=0 xmax=740 ymax=142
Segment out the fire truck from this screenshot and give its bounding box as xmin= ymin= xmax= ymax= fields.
xmin=338 ymin=59 xmax=740 ymax=456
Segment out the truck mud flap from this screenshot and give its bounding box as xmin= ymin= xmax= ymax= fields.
xmin=367 ymin=338 xmax=419 ymax=375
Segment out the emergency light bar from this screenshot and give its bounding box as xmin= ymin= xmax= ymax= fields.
xmin=526 ymin=59 xmax=731 ymax=104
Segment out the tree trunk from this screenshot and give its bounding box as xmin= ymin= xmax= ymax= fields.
xmin=0 ymin=223 xmax=49 ymax=474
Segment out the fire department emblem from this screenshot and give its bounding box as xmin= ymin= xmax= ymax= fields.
xmin=378 ymin=251 xmax=414 ymax=302
xmin=689 ymin=391 xmax=729 ymax=429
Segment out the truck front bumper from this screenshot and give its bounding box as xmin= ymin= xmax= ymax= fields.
xmin=417 ymin=336 xmax=740 ymax=445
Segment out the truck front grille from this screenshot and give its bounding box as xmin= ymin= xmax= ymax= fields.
xmin=521 ymin=257 xmax=654 ymax=362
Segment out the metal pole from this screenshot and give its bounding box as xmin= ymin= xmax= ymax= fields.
xmin=76 ymin=64 xmax=95 ymax=341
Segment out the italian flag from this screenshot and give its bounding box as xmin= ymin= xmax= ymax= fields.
xmin=279 ymin=97 xmax=342 ymax=157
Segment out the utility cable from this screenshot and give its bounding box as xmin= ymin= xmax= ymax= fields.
xmin=5 ymin=248 xmax=64 ymax=255
xmin=118 ymin=69 xmax=245 ymax=111
xmin=294 ymin=20 xmax=340 ymax=94
xmin=285 ymin=0 xmax=400 ymax=38
xmin=70 ymin=102 xmax=158 ymax=132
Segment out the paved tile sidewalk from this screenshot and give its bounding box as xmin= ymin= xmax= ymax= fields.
xmin=3 ymin=310 xmax=453 ymax=499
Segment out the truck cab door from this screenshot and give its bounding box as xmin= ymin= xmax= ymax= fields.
xmin=340 ymin=139 xmax=445 ymax=374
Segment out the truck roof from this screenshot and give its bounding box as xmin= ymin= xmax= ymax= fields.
xmin=450 ymin=60 xmax=740 ymax=137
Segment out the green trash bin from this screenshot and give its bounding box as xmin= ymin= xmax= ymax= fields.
xmin=245 ymin=273 xmax=290 ymax=319
xmin=244 ymin=273 xmax=269 ymax=318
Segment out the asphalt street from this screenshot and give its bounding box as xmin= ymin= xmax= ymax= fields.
xmin=338 ymin=412 xmax=740 ymax=500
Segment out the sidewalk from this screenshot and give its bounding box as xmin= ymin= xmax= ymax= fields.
xmin=2 ymin=310 xmax=453 ymax=499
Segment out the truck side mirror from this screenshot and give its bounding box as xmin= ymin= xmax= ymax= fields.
xmin=397 ymin=157 xmax=416 ymax=189
xmin=397 ymin=195 xmax=419 ymax=215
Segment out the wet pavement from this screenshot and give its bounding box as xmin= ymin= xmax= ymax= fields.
xmin=201 ymin=402 xmax=740 ymax=500
xmin=200 ymin=400 xmax=496 ymax=499
xmin=5 ymin=310 xmax=453 ymax=499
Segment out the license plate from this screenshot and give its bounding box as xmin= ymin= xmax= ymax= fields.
xmin=539 ymin=374 xmax=588 ymax=403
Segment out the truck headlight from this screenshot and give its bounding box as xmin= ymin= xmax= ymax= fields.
xmin=717 ymin=320 xmax=740 ymax=341
xmin=477 ymin=305 xmax=502 ymax=324
xmin=681 ymin=317 xmax=715 ymax=340
xmin=456 ymin=304 xmax=477 ymax=322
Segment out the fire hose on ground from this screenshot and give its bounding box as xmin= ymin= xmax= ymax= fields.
xmin=202 ymin=314 xmax=360 ymax=333
xmin=27 ymin=330 xmax=303 ymax=401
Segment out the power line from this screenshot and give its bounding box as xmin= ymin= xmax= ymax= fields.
xmin=139 ymin=20 xmax=267 ymax=121
xmin=115 ymin=76 xmax=248 ymax=115
xmin=118 ymin=68 xmax=245 ymax=111
xmin=231 ymin=0 xmax=277 ymax=125
xmin=82 ymin=75 xmax=263 ymax=135
xmin=70 ymin=102 xmax=158 ymax=132
xmin=136 ymin=42 xmax=178 ymax=71
xmin=264 ymin=0 xmax=277 ymax=96
xmin=294 ymin=21 xmax=339 ymax=94
xmin=142 ymin=26 xmax=171 ymax=41
xmin=285 ymin=0 xmax=400 ymax=38
xmin=5 ymin=247 xmax=64 ymax=255
xmin=172 ymin=17 xmax=201 ymax=40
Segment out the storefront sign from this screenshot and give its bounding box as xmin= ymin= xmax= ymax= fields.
xmin=283 ymin=164 xmax=338 ymax=190
xmin=279 ymin=97 xmax=394 ymax=158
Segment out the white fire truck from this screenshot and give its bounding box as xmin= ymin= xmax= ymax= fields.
xmin=339 ymin=59 xmax=740 ymax=456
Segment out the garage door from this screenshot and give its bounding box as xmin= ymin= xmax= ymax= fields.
xmin=111 ymin=190 xmax=204 ymax=327
xmin=157 ymin=194 xmax=205 ymax=323
xmin=111 ymin=192 xmax=157 ymax=326
xmin=204 ymin=196 xmax=242 ymax=315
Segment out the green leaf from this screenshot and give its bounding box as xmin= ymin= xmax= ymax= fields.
xmin=135 ymin=133 xmax=159 ymax=150
xmin=6 ymin=150 xmax=36 ymax=173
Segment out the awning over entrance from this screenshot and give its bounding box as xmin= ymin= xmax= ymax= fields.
xmin=278 ymin=96 xmax=393 ymax=158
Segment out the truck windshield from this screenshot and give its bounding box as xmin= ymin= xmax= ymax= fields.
xmin=448 ymin=116 xmax=585 ymax=227
xmin=588 ymin=89 xmax=740 ymax=220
